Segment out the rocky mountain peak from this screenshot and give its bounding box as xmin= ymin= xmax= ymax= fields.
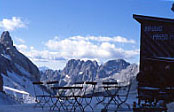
xmin=65 ymin=59 xmax=99 ymax=71
xmin=0 ymin=31 xmax=40 ymax=80
xmin=97 ymin=59 xmax=130 ymax=78
xmin=103 ymin=59 xmax=130 ymax=68
xmin=66 ymin=59 xmax=82 ymax=68
xmin=0 ymin=31 xmax=13 ymax=47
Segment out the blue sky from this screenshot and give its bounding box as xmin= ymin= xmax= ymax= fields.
xmin=0 ymin=0 xmax=174 ymax=69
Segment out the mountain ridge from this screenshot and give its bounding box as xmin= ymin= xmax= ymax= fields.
xmin=40 ymin=58 xmax=138 ymax=87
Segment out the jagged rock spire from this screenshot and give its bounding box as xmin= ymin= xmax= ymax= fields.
xmin=0 ymin=31 xmax=40 ymax=80
xmin=0 ymin=31 xmax=13 ymax=47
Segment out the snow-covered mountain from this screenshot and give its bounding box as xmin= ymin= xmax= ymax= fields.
xmin=0 ymin=31 xmax=41 ymax=103
xmin=0 ymin=31 xmax=40 ymax=80
xmin=41 ymin=59 xmax=138 ymax=87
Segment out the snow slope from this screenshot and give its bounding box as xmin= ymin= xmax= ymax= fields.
xmin=2 ymin=68 xmax=44 ymax=103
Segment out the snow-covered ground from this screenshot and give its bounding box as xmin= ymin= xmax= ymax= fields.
xmin=0 ymin=94 xmax=136 ymax=112
xmin=0 ymin=95 xmax=137 ymax=112
xmin=0 ymin=82 xmax=138 ymax=112
xmin=0 ymin=87 xmax=174 ymax=112
xmin=2 ymin=68 xmax=48 ymax=104
xmin=0 ymin=104 xmax=49 ymax=112
xmin=0 ymin=91 xmax=49 ymax=112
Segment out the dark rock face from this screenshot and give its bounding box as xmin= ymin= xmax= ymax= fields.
xmin=0 ymin=31 xmax=40 ymax=91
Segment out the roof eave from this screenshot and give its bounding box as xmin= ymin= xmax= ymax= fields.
xmin=133 ymin=14 xmax=174 ymax=24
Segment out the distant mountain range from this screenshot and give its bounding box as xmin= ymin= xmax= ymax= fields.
xmin=0 ymin=31 xmax=138 ymax=103
xmin=40 ymin=58 xmax=138 ymax=87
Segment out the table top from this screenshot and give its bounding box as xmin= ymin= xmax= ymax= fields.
xmin=52 ymin=86 xmax=83 ymax=90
